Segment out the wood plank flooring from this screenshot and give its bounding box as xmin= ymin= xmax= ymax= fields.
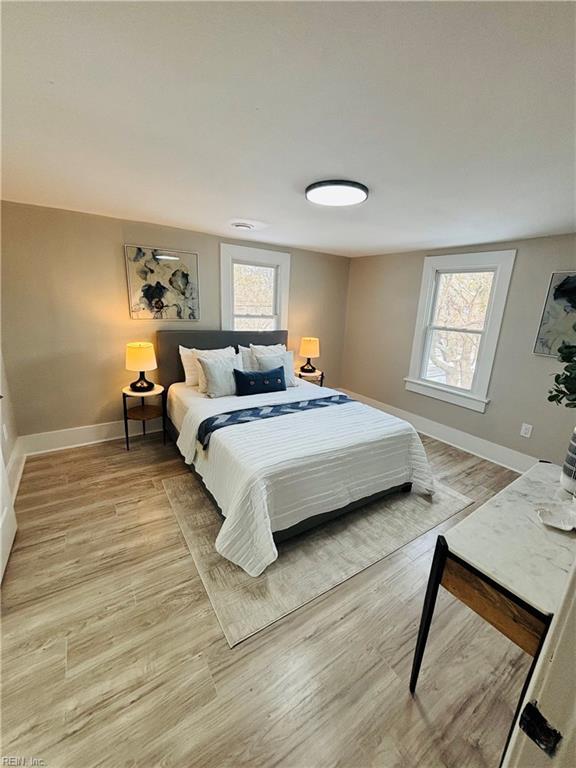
xmin=1 ymin=434 xmax=527 ymax=767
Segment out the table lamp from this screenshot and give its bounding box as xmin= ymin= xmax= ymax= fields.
xmin=299 ymin=337 xmax=320 ymax=373
xmin=126 ymin=342 xmax=157 ymax=392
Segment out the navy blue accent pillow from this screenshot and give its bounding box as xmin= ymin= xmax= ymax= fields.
xmin=233 ymin=366 xmax=286 ymax=396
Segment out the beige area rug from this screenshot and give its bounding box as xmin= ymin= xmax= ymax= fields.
xmin=164 ymin=473 xmax=472 ymax=647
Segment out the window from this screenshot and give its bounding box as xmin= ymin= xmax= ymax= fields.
xmin=232 ymin=262 xmax=277 ymax=330
xmin=220 ymin=244 xmax=290 ymax=331
xmin=406 ymin=250 xmax=516 ymax=412
xmin=422 ymin=271 xmax=494 ymax=390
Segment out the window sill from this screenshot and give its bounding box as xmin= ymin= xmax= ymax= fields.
xmin=404 ymin=377 xmax=489 ymax=413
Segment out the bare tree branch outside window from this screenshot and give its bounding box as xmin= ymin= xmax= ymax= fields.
xmin=424 ymin=272 xmax=493 ymax=390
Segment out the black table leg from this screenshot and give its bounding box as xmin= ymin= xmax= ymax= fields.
xmin=409 ymin=535 xmax=449 ymax=694
xmin=141 ymin=397 xmax=146 ymax=436
xmin=162 ymin=390 xmax=167 ymax=444
xmin=123 ymin=393 xmax=130 ymax=451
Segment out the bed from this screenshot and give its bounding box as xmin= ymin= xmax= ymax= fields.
xmin=157 ymin=330 xmax=434 ymax=576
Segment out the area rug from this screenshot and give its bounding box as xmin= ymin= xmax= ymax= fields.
xmin=164 ymin=473 xmax=472 ymax=646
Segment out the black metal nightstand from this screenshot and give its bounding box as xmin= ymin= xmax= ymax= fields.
xmin=297 ymin=370 xmax=324 ymax=387
xmin=122 ymin=384 xmax=166 ymax=450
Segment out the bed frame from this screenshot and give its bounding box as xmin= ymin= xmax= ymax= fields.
xmin=157 ymin=329 xmax=289 ymax=391
xmin=156 ymin=330 xmax=412 ymax=543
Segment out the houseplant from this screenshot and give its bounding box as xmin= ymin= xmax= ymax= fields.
xmin=548 ymin=325 xmax=576 ymax=494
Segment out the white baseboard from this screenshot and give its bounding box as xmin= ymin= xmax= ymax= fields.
xmin=340 ymin=389 xmax=538 ymax=473
xmin=6 ymin=445 xmax=26 ymax=504
xmin=19 ymin=417 xmax=162 ymax=456
xmin=8 ymin=418 xmax=162 ymax=500
xmin=6 ymin=391 xmax=538 ymax=502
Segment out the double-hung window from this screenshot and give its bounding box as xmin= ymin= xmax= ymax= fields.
xmin=405 ymin=250 xmax=516 ymax=412
xmin=220 ymin=244 xmax=290 ymax=331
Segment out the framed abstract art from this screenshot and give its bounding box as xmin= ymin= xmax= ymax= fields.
xmin=534 ymin=271 xmax=576 ymax=356
xmin=125 ymin=245 xmax=200 ymax=320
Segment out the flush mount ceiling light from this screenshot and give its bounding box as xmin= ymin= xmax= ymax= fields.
xmin=305 ymin=179 xmax=369 ymax=207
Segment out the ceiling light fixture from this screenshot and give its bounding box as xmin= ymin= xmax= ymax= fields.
xmin=230 ymin=221 xmax=255 ymax=231
xmin=305 ymin=179 xmax=369 ymax=207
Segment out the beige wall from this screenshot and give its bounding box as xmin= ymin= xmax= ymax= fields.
xmin=0 ymin=354 xmax=18 ymax=465
xmin=342 ymin=234 xmax=576 ymax=465
xmin=1 ymin=201 xmax=349 ymax=436
xmin=0 ymin=200 xmax=19 ymax=465
xmin=3 ymin=199 xmax=574 ymax=466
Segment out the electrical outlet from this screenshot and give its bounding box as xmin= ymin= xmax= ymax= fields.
xmin=520 ymin=423 xmax=533 ymax=439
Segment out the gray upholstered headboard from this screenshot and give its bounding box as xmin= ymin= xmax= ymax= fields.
xmin=156 ymin=329 xmax=289 ymax=390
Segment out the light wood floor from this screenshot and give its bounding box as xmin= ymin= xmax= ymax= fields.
xmin=1 ymin=434 xmax=528 ymax=768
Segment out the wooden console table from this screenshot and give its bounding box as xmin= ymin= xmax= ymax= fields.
xmin=410 ymin=462 xmax=576 ymax=694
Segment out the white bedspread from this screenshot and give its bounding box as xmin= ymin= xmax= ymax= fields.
xmin=171 ymin=381 xmax=434 ymax=576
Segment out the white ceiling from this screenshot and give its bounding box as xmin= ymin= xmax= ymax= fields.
xmin=2 ymin=2 xmax=575 ymax=257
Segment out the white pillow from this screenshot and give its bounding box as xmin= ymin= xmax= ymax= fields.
xmin=194 ymin=347 xmax=237 ymax=392
xmin=242 ymin=343 xmax=286 ymax=371
xmin=238 ymin=345 xmax=254 ymax=371
xmin=254 ymin=350 xmax=297 ymax=387
xmin=250 ymin=342 xmax=286 ymax=355
xmin=179 ymin=345 xmax=199 ymax=386
xmin=179 ymin=345 xmax=235 ymax=389
xmin=197 ymin=354 xmax=243 ymax=398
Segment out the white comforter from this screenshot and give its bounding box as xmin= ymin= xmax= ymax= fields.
xmin=172 ymin=381 xmax=434 ymax=576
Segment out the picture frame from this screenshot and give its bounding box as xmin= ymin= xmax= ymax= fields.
xmin=125 ymin=244 xmax=200 ymax=320
xmin=534 ymin=270 xmax=576 ymax=356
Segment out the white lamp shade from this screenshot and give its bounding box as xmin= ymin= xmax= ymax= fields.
xmin=299 ymin=337 xmax=320 ymax=359
xmin=125 ymin=342 xmax=157 ymax=372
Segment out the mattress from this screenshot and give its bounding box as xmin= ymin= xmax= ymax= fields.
xmin=168 ymin=381 xmax=206 ymax=433
xmin=169 ymin=380 xmax=434 ymax=576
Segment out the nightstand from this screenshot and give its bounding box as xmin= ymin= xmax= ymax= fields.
xmin=298 ymin=370 xmax=324 ymax=387
xmin=122 ymin=384 xmax=166 ymax=450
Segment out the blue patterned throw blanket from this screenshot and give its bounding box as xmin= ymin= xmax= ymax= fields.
xmin=197 ymin=394 xmax=353 ymax=449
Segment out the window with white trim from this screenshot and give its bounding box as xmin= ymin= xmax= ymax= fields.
xmin=220 ymin=244 xmax=290 ymax=331
xmin=405 ymin=250 xmax=516 ymax=413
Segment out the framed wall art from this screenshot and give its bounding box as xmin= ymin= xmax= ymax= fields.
xmin=125 ymin=245 xmax=200 ymax=320
xmin=534 ymin=271 xmax=576 ymax=356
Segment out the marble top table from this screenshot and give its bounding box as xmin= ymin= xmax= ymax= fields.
xmin=410 ymin=461 xmax=576 ymax=696
xmin=444 ymin=462 xmax=576 ymax=616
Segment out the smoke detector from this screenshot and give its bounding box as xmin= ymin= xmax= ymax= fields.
xmin=227 ymin=219 xmax=268 ymax=232
xmin=230 ymin=221 xmax=255 ymax=231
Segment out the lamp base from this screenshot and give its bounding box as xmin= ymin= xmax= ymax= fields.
xmin=300 ymin=359 xmax=316 ymax=374
xmin=130 ymin=372 xmax=154 ymax=392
